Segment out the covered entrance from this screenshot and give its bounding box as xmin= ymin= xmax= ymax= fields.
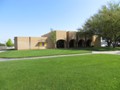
xmin=56 ymin=40 xmax=66 ymax=48
xmin=69 ymin=39 xmax=76 ymax=48
xmin=86 ymin=39 xmax=92 ymax=47
xmin=78 ymin=39 xmax=85 ymax=47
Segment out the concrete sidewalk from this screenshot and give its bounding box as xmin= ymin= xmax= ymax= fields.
xmin=0 ymin=53 xmax=92 ymax=62
xmin=92 ymin=51 xmax=120 ymax=55
xmin=0 ymin=50 xmax=6 ymax=53
xmin=0 ymin=51 xmax=120 ymax=62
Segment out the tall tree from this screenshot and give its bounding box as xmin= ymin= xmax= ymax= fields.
xmin=49 ymin=29 xmax=56 ymax=48
xmin=79 ymin=2 xmax=120 ymax=47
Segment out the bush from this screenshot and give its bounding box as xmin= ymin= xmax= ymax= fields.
xmin=6 ymin=39 xmax=14 ymax=47
xmin=0 ymin=43 xmax=5 ymax=46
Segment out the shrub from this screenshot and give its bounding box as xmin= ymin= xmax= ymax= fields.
xmin=0 ymin=43 xmax=5 ymax=46
xmin=6 ymin=39 xmax=14 ymax=47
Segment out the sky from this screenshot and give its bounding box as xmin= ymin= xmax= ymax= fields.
xmin=0 ymin=0 xmax=116 ymax=43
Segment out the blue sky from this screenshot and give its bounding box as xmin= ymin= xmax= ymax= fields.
xmin=0 ymin=0 xmax=114 ymax=43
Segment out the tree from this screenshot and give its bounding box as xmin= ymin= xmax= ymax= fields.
xmin=78 ymin=20 xmax=95 ymax=47
xmin=6 ymin=39 xmax=14 ymax=47
xmin=49 ymin=29 xmax=56 ymax=48
xmin=79 ymin=2 xmax=120 ymax=47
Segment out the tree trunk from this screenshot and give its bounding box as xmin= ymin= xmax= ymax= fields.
xmin=107 ymin=40 xmax=111 ymax=47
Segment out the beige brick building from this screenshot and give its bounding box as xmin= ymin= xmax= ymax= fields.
xmin=14 ymin=30 xmax=101 ymax=50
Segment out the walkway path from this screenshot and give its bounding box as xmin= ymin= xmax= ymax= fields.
xmin=0 ymin=50 xmax=6 ymax=53
xmin=0 ymin=53 xmax=92 ymax=62
xmin=92 ymin=51 xmax=120 ymax=54
xmin=0 ymin=51 xmax=120 ymax=62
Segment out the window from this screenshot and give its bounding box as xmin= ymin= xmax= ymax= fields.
xmin=44 ymin=42 xmax=47 ymax=46
xmin=42 ymin=42 xmax=44 ymax=46
xmin=39 ymin=42 xmax=47 ymax=47
xmin=39 ymin=42 xmax=42 ymax=46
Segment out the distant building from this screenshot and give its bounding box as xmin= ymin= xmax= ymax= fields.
xmin=14 ymin=30 xmax=101 ymax=50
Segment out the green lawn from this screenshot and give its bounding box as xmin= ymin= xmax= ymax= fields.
xmin=81 ymin=47 xmax=120 ymax=51
xmin=0 ymin=49 xmax=90 ymax=58
xmin=0 ymin=47 xmax=120 ymax=58
xmin=0 ymin=54 xmax=120 ymax=90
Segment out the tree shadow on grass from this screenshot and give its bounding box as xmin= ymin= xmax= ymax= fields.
xmin=57 ymin=47 xmax=120 ymax=51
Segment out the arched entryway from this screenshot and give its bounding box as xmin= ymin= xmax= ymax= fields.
xmin=69 ymin=39 xmax=76 ymax=48
xmin=78 ymin=39 xmax=85 ymax=47
xmin=56 ymin=40 xmax=65 ymax=48
xmin=86 ymin=39 xmax=92 ymax=47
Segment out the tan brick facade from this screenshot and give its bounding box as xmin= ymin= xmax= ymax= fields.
xmin=14 ymin=30 xmax=101 ymax=50
xmin=14 ymin=37 xmax=47 ymax=50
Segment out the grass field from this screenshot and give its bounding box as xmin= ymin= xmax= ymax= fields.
xmin=82 ymin=47 xmax=120 ymax=51
xmin=0 ymin=49 xmax=90 ymax=58
xmin=0 ymin=54 xmax=120 ymax=90
xmin=0 ymin=47 xmax=120 ymax=58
